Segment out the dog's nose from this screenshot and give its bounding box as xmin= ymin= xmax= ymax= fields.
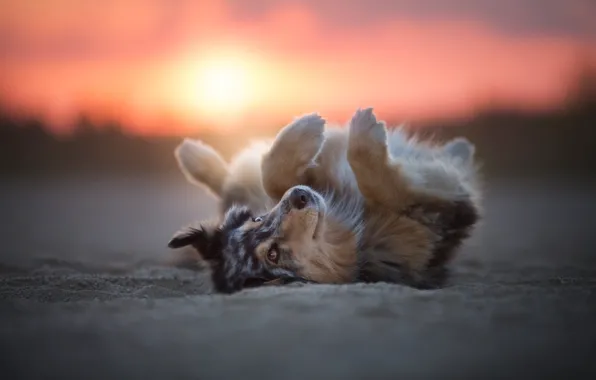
xmin=289 ymin=188 xmax=310 ymax=210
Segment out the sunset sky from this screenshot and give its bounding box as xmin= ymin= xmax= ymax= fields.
xmin=1 ymin=0 xmax=595 ymax=135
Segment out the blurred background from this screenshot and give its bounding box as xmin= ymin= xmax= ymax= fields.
xmin=1 ymin=0 xmax=596 ymax=275
xmin=1 ymin=0 xmax=595 ymax=180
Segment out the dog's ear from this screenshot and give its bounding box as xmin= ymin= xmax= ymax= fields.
xmin=174 ymin=139 xmax=230 ymax=197
xmin=168 ymin=223 xmax=222 ymax=260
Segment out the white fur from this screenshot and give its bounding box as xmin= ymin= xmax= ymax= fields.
xmin=386 ymin=128 xmax=480 ymax=202
xmin=269 ymin=112 xmax=326 ymax=177
xmin=174 ymin=139 xmax=229 ymax=197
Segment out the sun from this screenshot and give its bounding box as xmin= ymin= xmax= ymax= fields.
xmin=171 ymin=50 xmax=273 ymax=129
xmin=196 ymin=59 xmax=250 ymax=116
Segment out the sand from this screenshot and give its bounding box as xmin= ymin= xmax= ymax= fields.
xmin=1 ymin=178 xmax=595 ymax=379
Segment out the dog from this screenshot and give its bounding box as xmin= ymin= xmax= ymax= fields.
xmin=168 ymin=108 xmax=483 ymax=293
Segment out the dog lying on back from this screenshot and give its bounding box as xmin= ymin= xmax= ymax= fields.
xmin=168 ymin=108 xmax=483 ymax=293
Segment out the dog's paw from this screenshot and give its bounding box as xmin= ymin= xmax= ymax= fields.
xmin=282 ymin=112 xmax=325 ymax=146
xmin=272 ymin=112 xmax=326 ymax=169
xmin=349 ymin=107 xmax=387 ymax=146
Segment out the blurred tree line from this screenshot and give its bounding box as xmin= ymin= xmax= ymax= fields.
xmin=1 ymin=64 xmax=594 ymax=180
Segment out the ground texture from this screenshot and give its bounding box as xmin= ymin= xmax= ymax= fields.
xmin=1 ymin=178 xmax=595 ymax=379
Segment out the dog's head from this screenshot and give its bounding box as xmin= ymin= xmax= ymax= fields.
xmin=168 ymin=185 xmax=328 ymax=293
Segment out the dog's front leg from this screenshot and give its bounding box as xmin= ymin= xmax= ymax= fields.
xmin=347 ymin=108 xmax=413 ymax=210
xmin=261 ymin=113 xmax=326 ymax=201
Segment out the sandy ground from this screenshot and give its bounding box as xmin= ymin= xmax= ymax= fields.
xmin=1 ymin=177 xmax=595 ymax=379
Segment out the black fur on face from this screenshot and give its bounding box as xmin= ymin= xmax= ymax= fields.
xmin=168 ymin=205 xmax=309 ymax=293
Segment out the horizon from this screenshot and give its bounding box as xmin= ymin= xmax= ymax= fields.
xmin=2 ymin=0 xmax=596 ymax=136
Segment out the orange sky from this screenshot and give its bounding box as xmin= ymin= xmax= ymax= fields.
xmin=1 ymin=0 xmax=595 ymax=135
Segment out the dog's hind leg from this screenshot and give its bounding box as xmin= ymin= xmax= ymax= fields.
xmin=347 ymin=108 xmax=414 ymax=210
xmin=174 ymin=139 xmax=230 ymax=198
xmin=443 ymin=137 xmax=475 ymax=165
xmin=261 ymin=113 xmax=326 ymax=201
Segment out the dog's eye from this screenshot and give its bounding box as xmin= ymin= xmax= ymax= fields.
xmin=252 ymin=216 xmax=263 ymax=222
xmin=266 ymin=247 xmax=279 ymax=263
